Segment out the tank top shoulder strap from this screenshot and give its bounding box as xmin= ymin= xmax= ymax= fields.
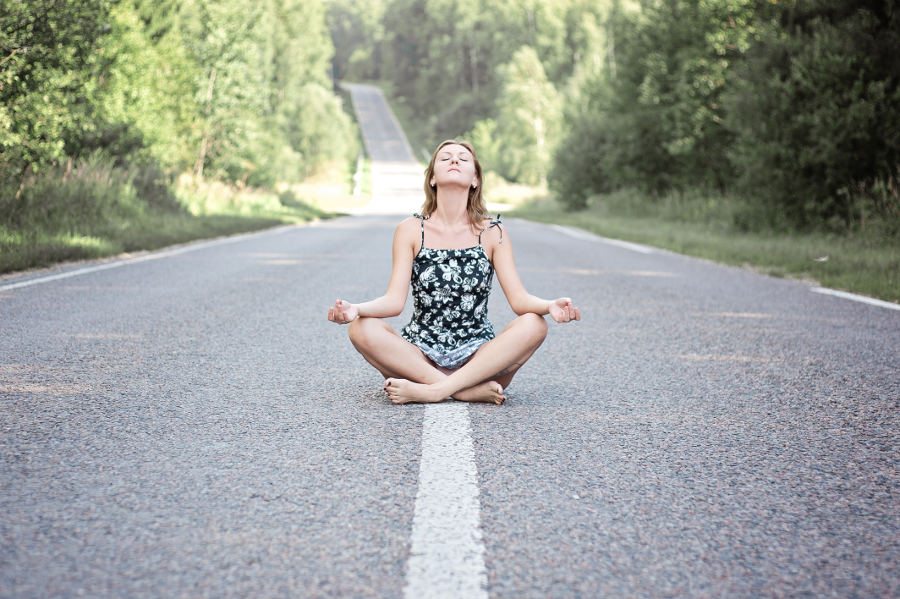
xmin=413 ymin=212 xmax=427 ymax=248
xmin=478 ymin=214 xmax=503 ymax=245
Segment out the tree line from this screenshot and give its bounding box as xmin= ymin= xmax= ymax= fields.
xmin=328 ymin=0 xmax=898 ymax=232
xmin=1 ymin=0 xmax=357 ymax=208
xmin=3 ymin=0 xmax=895 ymax=236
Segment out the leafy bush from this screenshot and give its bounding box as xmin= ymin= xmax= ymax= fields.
xmin=549 ymin=110 xmax=611 ymax=211
xmin=547 ymin=0 xmax=899 ymax=234
xmin=725 ymin=0 xmax=900 ymax=230
xmin=128 ymin=159 xmax=184 ymax=214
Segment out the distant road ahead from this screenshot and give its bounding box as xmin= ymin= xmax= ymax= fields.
xmin=342 ymin=82 xmax=422 ymax=215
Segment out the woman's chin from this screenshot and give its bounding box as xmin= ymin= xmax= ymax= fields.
xmin=436 ymin=178 xmax=472 ymax=190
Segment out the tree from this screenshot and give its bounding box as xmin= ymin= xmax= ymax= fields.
xmin=548 ymin=0 xmax=757 ymax=200
xmin=0 ymin=0 xmax=113 ymax=187
xmin=326 ymin=0 xmax=386 ymax=81
xmin=370 ymin=0 xmax=606 ymax=149
xmin=725 ymin=0 xmax=900 ymax=228
xmin=94 ymin=0 xmax=198 ymax=171
xmin=491 ymin=46 xmax=563 ymax=185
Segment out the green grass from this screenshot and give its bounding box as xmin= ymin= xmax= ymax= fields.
xmin=0 ymin=214 xmax=281 ymax=273
xmin=511 ymin=192 xmax=900 ymax=304
xmin=0 ymin=210 xmax=325 ymax=275
xmin=0 ymin=167 xmax=331 ymax=275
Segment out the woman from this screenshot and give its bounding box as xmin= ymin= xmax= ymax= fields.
xmin=327 ymin=139 xmax=581 ymax=404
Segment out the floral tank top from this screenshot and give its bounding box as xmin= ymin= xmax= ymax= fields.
xmin=400 ymin=213 xmax=503 ymax=369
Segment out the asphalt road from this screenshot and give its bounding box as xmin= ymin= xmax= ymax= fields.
xmin=1 ymin=215 xmax=898 ymax=597
xmin=342 ymin=83 xmax=416 ymax=163
xmin=342 ymin=83 xmax=424 ymax=215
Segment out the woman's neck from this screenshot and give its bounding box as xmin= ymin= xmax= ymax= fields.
xmin=432 ymin=188 xmax=470 ymax=227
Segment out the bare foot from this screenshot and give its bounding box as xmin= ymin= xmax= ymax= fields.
xmin=453 ymin=381 xmax=506 ymax=405
xmin=384 ymin=378 xmax=444 ymax=404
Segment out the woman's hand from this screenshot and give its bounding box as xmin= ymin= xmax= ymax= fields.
xmin=328 ymin=299 xmax=359 ymax=324
xmin=548 ymin=297 xmax=581 ymax=324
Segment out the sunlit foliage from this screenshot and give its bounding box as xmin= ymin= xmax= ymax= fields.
xmin=1 ymin=0 xmax=357 ymax=193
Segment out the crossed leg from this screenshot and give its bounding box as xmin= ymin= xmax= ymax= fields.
xmin=348 ymin=313 xmax=547 ymax=405
xmin=348 ymin=317 xmax=497 ymax=401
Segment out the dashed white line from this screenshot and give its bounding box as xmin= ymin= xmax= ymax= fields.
xmin=0 ymin=225 xmax=297 ymax=292
xmin=404 ymin=403 xmax=488 ymax=599
xmin=549 ymin=224 xmax=654 ymax=254
xmin=811 ymin=287 xmax=900 ymax=311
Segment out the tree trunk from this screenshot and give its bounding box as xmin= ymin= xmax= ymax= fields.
xmin=194 ymin=66 xmax=218 ymax=179
xmin=470 ymin=42 xmax=479 ymax=95
xmin=607 ymin=24 xmax=617 ymax=79
xmin=14 ymin=164 xmax=29 ymax=202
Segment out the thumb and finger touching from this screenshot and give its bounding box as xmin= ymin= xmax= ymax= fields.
xmin=552 ymin=296 xmax=581 ymax=323
xmin=328 ymin=298 xmax=352 ymax=323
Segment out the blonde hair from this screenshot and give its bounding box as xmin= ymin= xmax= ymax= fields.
xmin=421 ymin=139 xmax=489 ymax=229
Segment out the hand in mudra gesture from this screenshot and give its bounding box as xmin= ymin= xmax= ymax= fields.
xmin=328 ymin=299 xmax=358 ymax=324
xmin=548 ymin=297 xmax=581 ymax=324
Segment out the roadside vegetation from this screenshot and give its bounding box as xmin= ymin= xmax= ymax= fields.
xmin=510 ymin=192 xmax=899 ymax=303
xmin=0 ymin=161 xmax=326 ymax=273
xmin=1 ymin=0 xmax=357 ymax=274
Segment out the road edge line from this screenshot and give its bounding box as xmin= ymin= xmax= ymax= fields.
xmin=811 ymin=287 xmax=900 ymax=311
xmin=549 ymin=224 xmax=654 ymax=254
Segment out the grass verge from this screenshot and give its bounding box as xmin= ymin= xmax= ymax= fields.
xmin=0 ymin=214 xmax=287 ymax=273
xmin=1 ymin=171 xmax=331 ymax=275
xmin=511 ymin=193 xmax=900 ymax=304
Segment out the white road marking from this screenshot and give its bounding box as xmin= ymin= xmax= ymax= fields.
xmin=404 ymin=403 xmax=488 ymax=599
xmin=549 ymin=224 xmax=654 ymax=254
xmin=0 ymin=225 xmax=297 ymax=292
xmin=811 ymin=287 xmax=900 ymax=311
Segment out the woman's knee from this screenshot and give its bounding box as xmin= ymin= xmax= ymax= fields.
xmin=517 ymin=312 xmax=548 ymax=342
xmin=347 ymin=316 xmax=381 ymax=349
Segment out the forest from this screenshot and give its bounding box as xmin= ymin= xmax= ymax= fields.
xmin=330 ymin=0 xmax=898 ymax=233
xmin=1 ymin=0 xmax=897 ymax=275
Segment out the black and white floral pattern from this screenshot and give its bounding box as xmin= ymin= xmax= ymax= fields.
xmin=400 ymin=214 xmax=502 ymax=369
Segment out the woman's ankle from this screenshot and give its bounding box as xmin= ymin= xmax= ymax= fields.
xmin=430 ymin=380 xmax=456 ymax=402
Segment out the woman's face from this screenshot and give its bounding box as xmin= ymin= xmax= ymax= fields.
xmin=430 ymin=144 xmax=478 ymax=190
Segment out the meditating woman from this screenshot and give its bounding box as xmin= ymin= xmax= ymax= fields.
xmin=327 ymin=139 xmax=581 ymax=404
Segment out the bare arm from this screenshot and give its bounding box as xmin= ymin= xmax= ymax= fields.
xmin=489 ymin=224 xmax=582 ymax=323
xmin=328 ymin=219 xmax=416 ymax=323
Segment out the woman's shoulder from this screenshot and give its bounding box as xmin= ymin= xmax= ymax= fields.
xmin=393 ymin=214 xmax=423 ymax=245
xmin=397 ymin=214 xmax=423 ymax=229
